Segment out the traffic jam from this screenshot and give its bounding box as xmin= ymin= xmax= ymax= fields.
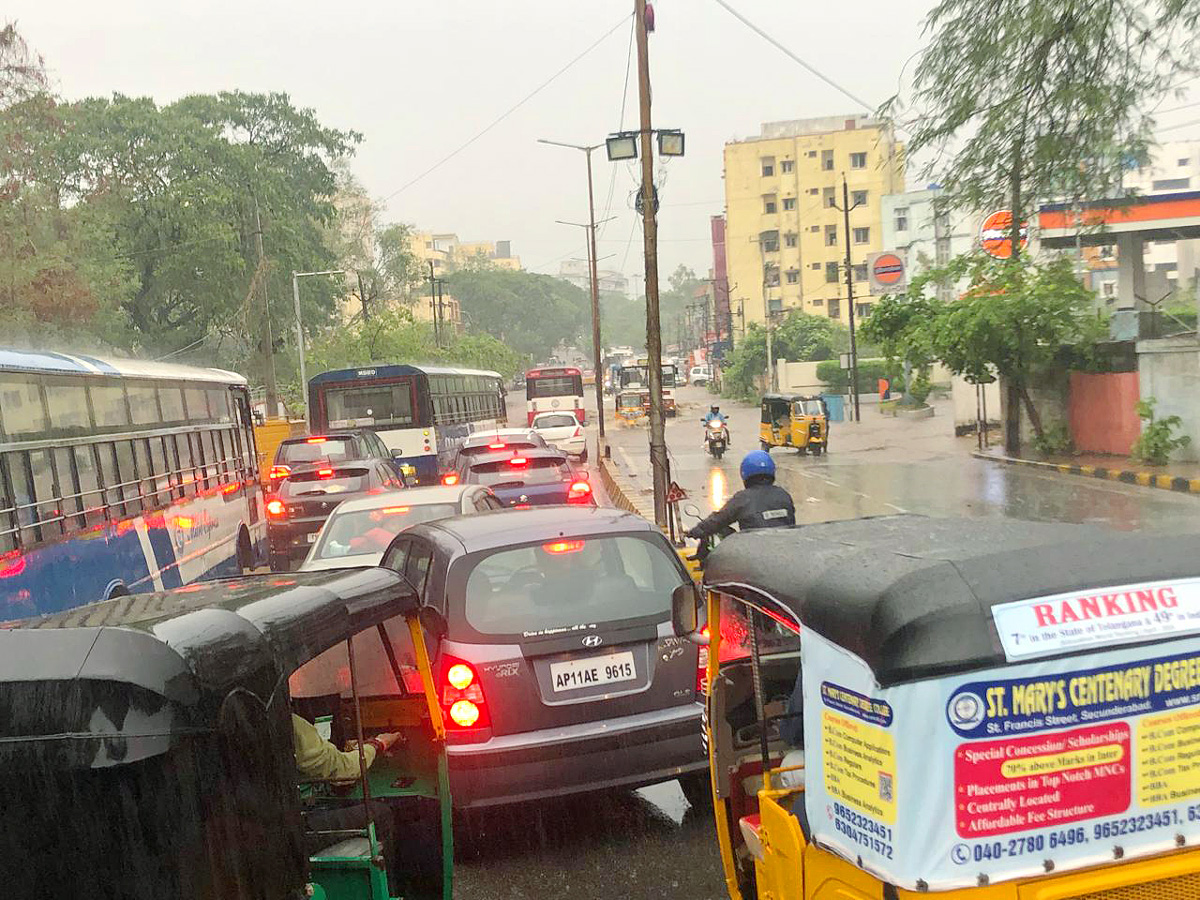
xmin=7 ymin=352 xmax=1200 ymax=900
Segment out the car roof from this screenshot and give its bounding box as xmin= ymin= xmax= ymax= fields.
xmin=464 ymin=447 xmax=567 ymax=467
xmin=703 ymin=515 xmax=1200 ymax=687
xmin=325 ymin=485 xmax=476 ymax=514
xmin=406 ymin=506 xmax=655 ymax=555
xmin=466 ymin=428 xmax=538 ymax=439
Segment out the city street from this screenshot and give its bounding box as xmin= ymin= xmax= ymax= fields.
xmin=468 ymin=382 xmax=1200 ymax=900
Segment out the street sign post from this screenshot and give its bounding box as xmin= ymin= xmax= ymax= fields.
xmin=867 ymin=251 xmax=907 ymax=294
xmin=665 ymin=481 xmax=688 ymax=503
xmin=979 ymin=210 xmax=1029 ymax=259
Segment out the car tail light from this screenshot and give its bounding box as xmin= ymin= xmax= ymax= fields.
xmin=381 ymin=506 xmax=410 ymax=515
xmin=508 ymin=457 xmax=528 ymax=467
xmin=567 ymin=480 xmax=592 ymax=503
xmin=269 ymin=464 xmax=291 ymax=482
xmin=442 ymin=473 xmax=459 ymax=486
xmin=543 ymin=539 xmax=585 ymax=554
xmin=317 ymin=468 xmax=334 ymax=479
xmin=488 ymin=442 xmax=506 ymax=450
xmin=266 ymin=499 xmax=286 ymax=518
xmin=439 ymin=656 xmax=490 ymax=730
xmin=306 ymin=437 xmax=327 ymax=444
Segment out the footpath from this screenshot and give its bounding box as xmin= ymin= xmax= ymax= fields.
xmin=976 ymin=448 xmax=1200 ymax=496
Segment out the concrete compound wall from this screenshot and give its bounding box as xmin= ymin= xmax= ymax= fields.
xmin=1068 ymin=371 xmax=1141 ymax=456
xmin=776 ymin=360 xmax=826 ymax=394
xmin=951 ymin=376 xmax=1001 ymax=434
xmin=1136 ymin=336 xmax=1200 ymax=462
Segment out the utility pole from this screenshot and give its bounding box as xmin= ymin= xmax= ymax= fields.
xmin=836 ymin=174 xmax=863 ymax=423
xmin=253 ymin=196 xmax=279 ymax=417
xmin=635 ymin=0 xmax=668 ymax=528
xmin=426 ymin=260 xmax=440 ymax=347
xmin=435 ymin=280 xmax=446 ymax=346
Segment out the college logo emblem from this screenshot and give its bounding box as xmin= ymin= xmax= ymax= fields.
xmin=946 ymin=691 xmax=985 ymax=729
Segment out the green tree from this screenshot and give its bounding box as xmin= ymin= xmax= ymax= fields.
xmin=445 ymin=267 xmax=588 ymax=359
xmin=720 ymin=310 xmax=850 ymax=400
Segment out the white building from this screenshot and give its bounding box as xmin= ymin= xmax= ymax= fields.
xmin=879 ymin=186 xmax=978 ymax=299
xmin=1120 ymin=140 xmax=1200 ymax=292
xmin=558 ymin=259 xmax=630 ymax=295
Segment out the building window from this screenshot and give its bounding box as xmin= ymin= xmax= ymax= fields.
xmin=825 ymin=262 xmax=840 ymax=283
xmin=856 ymin=302 xmax=873 ymax=318
xmin=781 ymin=159 xmax=795 ymax=173
xmin=1102 ymin=281 xmax=1116 ymax=297
xmin=811 ymin=297 xmax=824 ymax=306
xmin=786 ymin=269 xmax=799 ymax=284
xmin=807 ymin=150 xmax=817 ymax=158
xmin=760 ymin=230 xmax=780 ymax=252
xmin=764 ymin=265 xmax=781 ymax=287
xmin=782 ymin=197 xmax=797 ymax=211
xmin=810 ymin=225 xmax=820 ymax=233
xmin=823 ymin=186 xmax=836 ymax=208
xmin=853 ymin=263 xmax=868 ymax=282
xmin=1100 ymin=244 xmax=1114 ymax=259
xmin=825 ymin=224 xmax=838 ymax=247
xmin=764 ymin=197 xmax=777 ymax=214
xmin=822 ymin=149 xmax=834 ymax=171
xmin=761 ymin=157 xmax=775 ymax=177
xmin=808 ymin=187 xmax=819 ymax=195
xmin=853 ymin=227 xmax=870 ymax=244
xmin=1152 ymin=177 xmax=1190 ymax=191
xmin=810 ymin=262 xmax=821 ymax=270
xmin=785 ymin=233 xmax=798 ymax=248
xmin=894 ymin=207 xmax=909 ymax=231
xmin=768 ymin=296 xmax=783 ymax=314
xmin=828 ymin=299 xmax=841 ymax=318
xmin=852 ymin=190 xmax=868 ymax=206
xmin=850 ymin=152 xmax=867 ymax=169
xmin=1180 ymin=157 xmax=1190 ymax=166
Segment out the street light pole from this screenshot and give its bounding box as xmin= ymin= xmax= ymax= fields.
xmin=635 ymin=0 xmax=669 ymax=528
xmin=539 ymin=138 xmax=609 ymax=451
xmin=293 ymin=269 xmax=346 ymax=424
xmin=836 ymin=174 xmax=864 ymax=423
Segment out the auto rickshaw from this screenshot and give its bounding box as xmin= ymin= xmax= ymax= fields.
xmin=673 ymin=515 xmax=1200 ymax=900
xmin=759 ymin=393 xmax=828 ymax=455
xmin=616 ymin=389 xmax=650 ymax=424
xmin=0 ymin=567 xmax=452 ymax=900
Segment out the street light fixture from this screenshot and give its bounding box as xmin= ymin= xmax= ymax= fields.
xmin=605 ymin=133 xmax=639 ymax=161
xmin=657 ymin=130 xmax=685 ymax=157
xmin=293 ymin=269 xmax=346 ymax=423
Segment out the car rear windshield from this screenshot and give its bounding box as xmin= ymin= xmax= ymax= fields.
xmin=278 ymin=437 xmax=355 ymax=465
xmin=313 ymin=503 xmax=457 ymax=560
xmin=281 ymin=467 xmax=370 ymax=496
xmin=461 ymin=535 xmax=681 ymax=636
xmin=534 ymin=414 xmax=576 ymax=429
xmin=468 ymin=457 xmax=569 ymax=487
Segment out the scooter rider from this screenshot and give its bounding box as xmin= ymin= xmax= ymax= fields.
xmin=701 ymin=404 xmax=730 ymax=448
xmin=685 ymin=450 xmax=795 ymax=538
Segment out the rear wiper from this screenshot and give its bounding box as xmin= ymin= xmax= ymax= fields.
xmin=489 ymin=481 xmax=526 ymax=490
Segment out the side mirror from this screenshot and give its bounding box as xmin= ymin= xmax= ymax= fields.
xmin=390 ymin=449 xmax=404 ymax=459
xmin=671 ymin=582 xmax=706 ymax=641
xmin=682 ymin=502 xmax=702 ymax=519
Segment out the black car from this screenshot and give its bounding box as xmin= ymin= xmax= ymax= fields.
xmin=269 ymin=429 xmax=401 ymax=492
xmin=442 ymin=429 xmax=547 ymax=484
xmin=266 ymin=460 xmax=405 ymax=570
xmin=457 ymin=447 xmax=594 ymax=507
xmin=377 ymin=507 xmax=708 ymax=809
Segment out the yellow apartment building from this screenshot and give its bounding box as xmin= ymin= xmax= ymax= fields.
xmin=409 ymin=232 xmax=522 ymax=274
xmin=723 ymin=115 xmax=904 ymax=331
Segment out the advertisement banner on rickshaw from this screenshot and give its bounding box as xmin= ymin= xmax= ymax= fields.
xmin=802 ymin=628 xmax=1200 ymax=890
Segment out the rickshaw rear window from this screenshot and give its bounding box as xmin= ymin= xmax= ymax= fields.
xmin=716 ymin=592 xmax=802 ymax=661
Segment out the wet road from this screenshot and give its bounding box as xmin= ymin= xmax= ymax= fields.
xmin=462 ymin=382 xmax=1200 ymax=900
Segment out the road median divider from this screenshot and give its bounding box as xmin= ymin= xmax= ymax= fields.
xmin=598 ymin=454 xmax=654 ymax=519
xmin=974 ymin=451 xmax=1200 ymax=496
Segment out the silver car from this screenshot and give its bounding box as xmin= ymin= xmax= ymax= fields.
xmin=379 ymin=506 xmax=708 ymax=808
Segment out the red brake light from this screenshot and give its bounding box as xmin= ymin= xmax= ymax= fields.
xmin=442 ymin=473 xmax=460 ymax=486
xmin=306 ymin=437 xmax=327 ymax=444
xmin=269 ymin=464 xmax=291 ymax=481
xmin=488 ymin=442 xmax=506 ymax=450
xmin=317 ymin=468 xmax=334 ymax=479
xmin=266 ymin=499 xmax=286 ymax=517
xmin=573 ymin=427 xmax=582 ymax=437
xmin=508 ymin=457 xmax=528 ymax=467
xmin=381 ymin=506 xmax=410 ymax=515
xmin=440 ymin=656 xmax=490 ymax=731
xmin=543 ymin=539 xmax=585 ymax=554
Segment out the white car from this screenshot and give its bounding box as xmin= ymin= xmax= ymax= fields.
xmin=530 ymin=411 xmax=588 ymax=461
xmin=689 ymin=366 xmax=712 ymax=386
xmin=298 ymin=484 xmax=502 ymax=571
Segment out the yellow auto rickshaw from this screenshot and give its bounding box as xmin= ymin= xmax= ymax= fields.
xmin=759 ymin=393 xmax=828 ymax=455
xmin=616 ymin=389 xmax=650 ymax=425
xmin=673 ymin=515 xmax=1200 ymax=900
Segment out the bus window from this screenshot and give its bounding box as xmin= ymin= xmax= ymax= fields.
xmin=53 ymin=447 xmax=82 ymax=530
xmin=30 ymin=450 xmax=61 ymax=540
xmin=73 ymin=445 xmax=103 ymax=525
xmin=45 ymin=380 xmax=90 ymax=432
xmin=159 ymin=385 xmax=186 ymax=422
xmin=172 ymin=434 xmax=193 ymax=497
xmin=91 ymin=384 xmax=129 ymax=428
xmin=7 ymin=452 xmax=36 ymax=544
xmin=326 ymin=383 xmax=414 ymax=428
xmin=0 ymin=454 xmax=16 ymax=552
xmin=208 ymin=388 xmax=232 ymax=423
xmin=146 ymin=437 xmax=169 ymax=503
xmin=132 ymin=439 xmax=156 ymax=506
xmin=184 ymin=387 xmax=209 ymax=421
xmin=128 ymin=382 xmax=160 ymax=426
xmin=113 ymin=441 xmax=141 ymax=515
xmin=0 ymin=378 xmax=47 ymax=436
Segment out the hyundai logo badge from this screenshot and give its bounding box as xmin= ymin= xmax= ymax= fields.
xmin=582 ymin=635 xmax=603 ymax=648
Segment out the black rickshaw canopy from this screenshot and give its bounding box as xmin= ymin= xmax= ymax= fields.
xmin=702 ymin=515 xmax=1200 ymax=686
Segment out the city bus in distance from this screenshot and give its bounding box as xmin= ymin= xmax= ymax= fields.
xmin=525 ymin=366 xmax=585 ymax=425
xmin=0 ymin=349 xmax=265 ymax=621
xmin=617 ymin=360 xmax=678 ymax=417
xmin=308 ymin=364 xmax=506 ymax=485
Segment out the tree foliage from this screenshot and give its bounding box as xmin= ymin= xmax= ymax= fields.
xmin=720 ymin=311 xmax=851 ymax=400
xmin=862 ymin=254 xmax=1105 ymax=438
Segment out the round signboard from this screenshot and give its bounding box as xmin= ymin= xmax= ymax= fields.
xmin=872 ymin=253 xmax=905 ymax=286
xmin=979 ymin=210 xmax=1029 ymax=259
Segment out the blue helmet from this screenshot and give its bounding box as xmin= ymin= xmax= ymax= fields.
xmin=740 ymin=450 xmax=776 ymax=483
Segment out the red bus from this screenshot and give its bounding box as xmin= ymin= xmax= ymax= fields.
xmin=525 ymin=367 xmax=585 ymax=425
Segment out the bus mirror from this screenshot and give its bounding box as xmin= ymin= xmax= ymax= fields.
xmin=671 ymin=582 xmax=703 ymax=639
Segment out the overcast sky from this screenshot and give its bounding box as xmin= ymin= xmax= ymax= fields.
xmin=14 ymin=1 xmax=1200 ymax=288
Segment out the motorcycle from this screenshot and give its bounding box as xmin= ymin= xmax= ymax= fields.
xmin=680 ymin=502 xmax=726 ymax=572
xmin=703 ymin=417 xmax=729 ymax=459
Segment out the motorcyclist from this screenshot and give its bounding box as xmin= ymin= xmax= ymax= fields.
xmin=685 ymin=450 xmax=795 ymax=539
xmin=701 ymin=404 xmax=726 ymax=425
xmin=700 ymin=405 xmax=730 ymax=449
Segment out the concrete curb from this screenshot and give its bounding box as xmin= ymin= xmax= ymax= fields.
xmin=598 ymin=454 xmax=653 ymax=519
xmin=973 ymin=452 xmax=1200 ymax=496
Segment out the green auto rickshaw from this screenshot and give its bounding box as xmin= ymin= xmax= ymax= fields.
xmin=0 ymin=567 xmax=453 ymax=900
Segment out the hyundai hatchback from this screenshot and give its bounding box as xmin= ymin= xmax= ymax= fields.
xmin=379 ymin=507 xmax=708 ymax=808
xmin=458 ymin=448 xmax=594 ymax=507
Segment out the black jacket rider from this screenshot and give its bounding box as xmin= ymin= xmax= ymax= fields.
xmin=686 ymin=477 xmax=796 ymax=538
